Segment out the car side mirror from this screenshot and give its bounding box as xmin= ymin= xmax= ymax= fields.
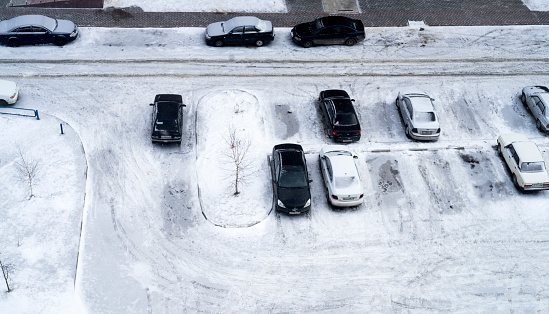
xmin=308 ymin=179 xmax=313 ymax=183
xmin=431 ymin=98 xmax=435 ymax=101
xmin=180 ymin=104 xmax=186 ymax=108
xmin=149 ymin=103 xmax=154 ymax=106
xmin=353 ymin=155 xmax=358 ymax=159
xmin=320 ymin=155 xmax=326 ymax=160
xmin=351 ymin=99 xmax=355 ymax=102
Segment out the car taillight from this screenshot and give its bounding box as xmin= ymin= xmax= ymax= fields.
xmin=524 ymin=184 xmax=532 ymax=188
xmin=357 ymin=130 xmax=361 ymax=135
xmin=331 ymin=195 xmax=338 ymax=200
xmin=359 ymin=194 xmax=364 ymax=198
xmin=544 ymin=183 xmax=549 ymax=187
xmin=333 ymin=131 xmax=338 ymax=137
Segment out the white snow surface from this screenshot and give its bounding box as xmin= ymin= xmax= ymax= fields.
xmin=103 ymin=0 xmax=287 ymax=12
xmin=1 ymin=24 xmax=549 ymax=312
xmin=522 ymin=0 xmax=549 ymax=11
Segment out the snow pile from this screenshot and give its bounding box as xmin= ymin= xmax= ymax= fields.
xmin=522 ymin=0 xmax=549 ymax=11
xmin=103 ymin=0 xmax=287 ymax=13
xmin=196 ymin=89 xmax=272 ymax=227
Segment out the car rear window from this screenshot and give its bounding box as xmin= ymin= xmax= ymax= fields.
xmin=414 ymin=111 xmax=436 ymax=122
xmin=521 ymin=161 xmax=546 ymax=172
xmin=335 ymin=112 xmax=358 ymax=126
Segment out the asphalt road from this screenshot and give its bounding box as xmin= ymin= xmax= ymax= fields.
xmin=1 ymin=0 xmax=549 ymax=27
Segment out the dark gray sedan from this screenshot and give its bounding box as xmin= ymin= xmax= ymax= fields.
xmin=0 ymin=15 xmax=79 ymax=47
xmin=205 ymin=16 xmax=274 ymax=47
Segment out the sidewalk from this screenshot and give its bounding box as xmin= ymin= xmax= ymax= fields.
xmin=1 ymin=0 xmax=548 ymax=27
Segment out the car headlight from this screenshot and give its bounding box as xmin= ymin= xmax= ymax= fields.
xmin=277 ymin=200 xmax=286 ymax=208
xmin=70 ymin=28 xmax=78 ymax=37
xmin=205 ymin=34 xmax=211 ymax=40
xmin=304 ymin=199 xmax=311 ymax=207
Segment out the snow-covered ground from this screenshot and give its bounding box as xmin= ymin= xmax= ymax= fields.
xmin=2 ymin=24 xmax=549 ymax=312
xmin=103 ymin=0 xmax=287 ymax=12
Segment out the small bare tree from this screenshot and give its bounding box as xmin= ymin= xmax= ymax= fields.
xmin=222 ymin=126 xmax=253 ymax=195
xmin=14 ymin=148 xmax=39 ymax=199
xmin=0 ymin=258 xmax=14 ymax=292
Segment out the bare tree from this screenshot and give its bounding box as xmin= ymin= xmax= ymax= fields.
xmin=14 ymin=148 xmax=39 ymax=199
xmin=222 ymin=126 xmax=253 ymax=195
xmin=0 ymin=258 xmax=14 ymax=292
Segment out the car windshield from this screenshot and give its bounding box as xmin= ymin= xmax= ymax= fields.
xmin=279 ymin=166 xmax=308 ymax=188
xmin=414 ymin=111 xmax=436 ymax=122
xmin=334 ymin=112 xmax=358 ymax=126
xmin=334 ymin=176 xmax=360 ymax=189
xmin=521 ymin=161 xmax=546 ymax=172
xmin=312 ymin=19 xmax=323 ymax=31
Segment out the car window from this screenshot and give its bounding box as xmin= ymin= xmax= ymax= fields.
xmin=509 ymin=146 xmax=519 ymax=165
xmin=326 ymin=101 xmax=335 ymax=119
xmin=231 ymin=26 xmax=244 ymax=34
xmin=414 ymin=111 xmax=436 ymax=122
xmin=535 ymin=98 xmax=546 ymax=115
xmin=244 ymin=26 xmax=258 ymax=33
xmin=279 ymin=167 xmax=308 ymax=188
xmin=325 ymin=158 xmax=333 ymax=181
xmin=521 ymin=161 xmax=545 ymax=172
xmin=335 ymin=176 xmax=360 ymax=189
xmin=32 ymin=26 xmax=48 ymax=33
xmin=404 ymin=99 xmax=413 ymax=116
xmin=335 ymin=112 xmax=358 ymax=126
xmin=16 ymin=26 xmax=33 ymax=33
xmin=317 ymin=27 xmax=337 ymax=35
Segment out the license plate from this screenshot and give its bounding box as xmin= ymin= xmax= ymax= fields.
xmin=421 ymin=131 xmax=432 ymax=135
xmin=533 ymin=183 xmax=543 ymax=187
xmin=342 ymin=197 xmax=355 ymax=201
xmin=289 ymin=211 xmax=300 ymax=215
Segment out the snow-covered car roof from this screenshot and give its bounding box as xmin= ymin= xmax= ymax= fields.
xmin=513 ymin=141 xmax=545 ymax=163
xmin=0 ymin=15 xmax=56 ymax=33
xmin=224 ymin=16 xmax=267 ymax=32
xmin=321 ymin=146 xmax=358 ymax=177
xmin=407 ymin=94 xmax=435 ymax=112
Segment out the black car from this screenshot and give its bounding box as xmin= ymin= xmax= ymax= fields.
xmin=150 ymin=94 xmax=186 ymax=144
xmin=319 ymin=90 xmax=361 ymax=143
xmin=291 ymin=16 xmax=365 ymax=48
xmin=205 ymin=16 xmax=274 ymax=47
xmin=270 ymin=144 xmax=311 ymax=214
xmin=0 ymin=15 xmax=79 ymax=47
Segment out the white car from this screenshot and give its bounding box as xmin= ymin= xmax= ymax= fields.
xmin=396 ymin=92 xmax=440 ymax=141
xmin=497 ymin=133 xmax=549 ymax=191
xmin=319 ymin=146 xmax=364 ymax=207
xmin=0 ymin=79 xmax=19 ymax=105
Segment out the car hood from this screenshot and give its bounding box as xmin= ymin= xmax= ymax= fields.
xmin=53 ymin=19 xmax=76 ymax=34
xmin=0 ymin=80 xmax=17 ymax=96
xmin=521 ymin=171 xmax=549 ymax=184
xmin=206 ymin=22 xmax=226 ymax=37
xmin=292 ymin=22 xmax=313 ymax=37
xmin=277 ymin=186 xmax=310 ymax=208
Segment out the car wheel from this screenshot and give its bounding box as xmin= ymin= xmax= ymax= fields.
xmin=302 ymin=40 xmax=313 ymax=48
xmin=497 ymin=144 xmax=502 ymax=155
xmin=537 ymin=119 xmax=542 ymax=131
xmin=512 ymin=174 xmax=524 ymax=192
xmin=521 ymin=92 xmax=527 ymax=105
xmin=405 ymin=125 xmax=411 ymax=138
xmin=345 ymin=38 xmax=357 ymax=46
xmin=255 ymin=40 xmax=264 ymax=47
xmin=0 ymin=99 xmax=7 ymax=106
xmin=7 ymin=38 xmax=20 ymax=47
xmin=214 ymin=39 xmax=224 ymax=47
xmin=55 ymin=37 xmax=67 ymax=46
xmin=325 ymin=188 xmax=332 ymax=205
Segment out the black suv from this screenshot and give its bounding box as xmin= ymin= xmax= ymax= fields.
xmin=319 ymin=90 xmax=361 ymax=143
xmin=150 ymin=94 xmax=186 ymax=144
xmin=291 ymin=16 xmax=365 ymax=48
xmin=271 ymin=144 xmax=311 ymax=215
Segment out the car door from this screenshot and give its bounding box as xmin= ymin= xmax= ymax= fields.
xmin=243 ymin=26 xmax=258 ymax=44
xmin=403 ymin=98 xmax=414 ymax=128
xmin=530 ymin=96 xmax=543 ymax=122
xmin=315 ymin=27 xmax=337 ymax=45
xmin=535 ymin=98 xmax=549 ymax=128
xmin=32 ymin=25 xmax=50 ymax=44
xmin=505 ymin=145 xmax=520 ymax=174
xmin=226 ymin=26 xmax=244 ymax=44
xmin=14 ymin=26 xmax=35 ymax=44
xmin=331 ymin=26 xmax=349 ymax=44
xmin=325 ymin=100 xmax=335 ymax=134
